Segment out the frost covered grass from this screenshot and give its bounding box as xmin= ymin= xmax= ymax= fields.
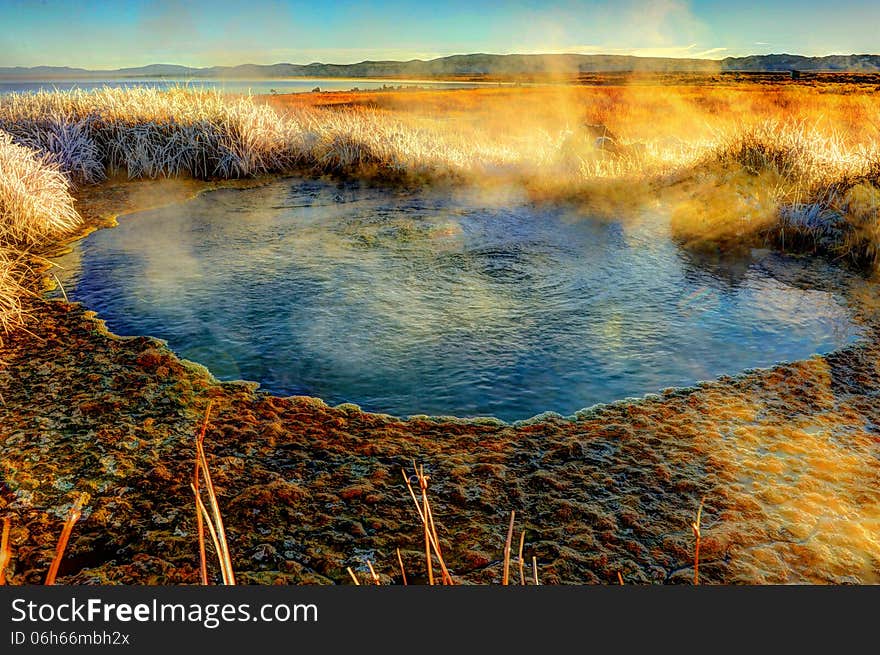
xmin=0 ymin=131 xmax=79 ymax=244
xmin=672 ymin=119 xmax=880 ymax=266
xmin=0 ymin=87 xmax=525 ymax=182
xmin=0 ymin=87 xmax=692 ymax=185
xmin=0 ymin=88 xmax=294 ymax=181
xmin=0 ymin=131 xmax=81 ymax=339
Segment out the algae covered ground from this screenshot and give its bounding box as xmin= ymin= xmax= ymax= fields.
xmin=2 ymin=290 xmax=880 ymax=584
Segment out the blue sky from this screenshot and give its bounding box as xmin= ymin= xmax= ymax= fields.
xmin=1 ymin=0 xmax=878 ymax=68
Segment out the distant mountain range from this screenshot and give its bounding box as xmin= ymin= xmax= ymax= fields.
xmin=2 ymin=53 xmax=880 ymax=79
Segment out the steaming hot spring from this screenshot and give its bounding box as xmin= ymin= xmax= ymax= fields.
xmin=51 ymin=177 xmax=864 ymax=422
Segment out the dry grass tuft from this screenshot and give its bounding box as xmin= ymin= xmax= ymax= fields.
xmin=0 ymin=131 xmax=81 ymax=338
xmin=45 ymin=493 xmax=88 ymax=585
xmin=0 ymin=89 xmax=288 ymax=181
xmin=714 ymin=120 xmax=851 ymax=183
xmin=669 ymin=118 xmax=880 ymax=266
xmin=191 ymin=402 xmax=236 ymax=585
xmin=0 ymin=131 xmax=81 ymax=244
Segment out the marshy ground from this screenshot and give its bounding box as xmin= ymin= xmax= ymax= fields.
xmin=1 ymin=78 xmax=879 ymax=584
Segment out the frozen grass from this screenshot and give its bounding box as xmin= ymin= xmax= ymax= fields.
xmin=0 ymin=88 xmax=291 ymax=181
xmin=0 ymin=131 xmax=80 ymax=244
xmin=0 ymin=87 xmax=690 ymax=186
xmin=0 ymin=131 xmax=81 ymax=339
xmin=703 ymin=120 xmax=880 ymax=264
xmin=0 ymin=88 xmax=518 ymax=182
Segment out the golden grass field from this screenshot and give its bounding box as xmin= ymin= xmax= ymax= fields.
xmin=266 ymin=80 xmax=880 ymax=246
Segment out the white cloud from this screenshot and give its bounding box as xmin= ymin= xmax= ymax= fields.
xmin=522 ymin=43 xmax=727 ymax=59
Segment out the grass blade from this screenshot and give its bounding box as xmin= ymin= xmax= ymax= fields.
xmin=502 ymin=510 xmax=515 ymax=586
xmin=193 ymin=402 xmax=212 ymax=585
xmin=691 ymin=496 xmax=706 ymax=586
xmin=396 ymin=548 xmax=408 ymax=586
xmin=0 ymin=517 xmax=11 ymax=585
xmin=191 ymin=483 xmax=225 ymax=583
xmin=366 ymin=560 xmax=380 ymax=585
xmin=45 ymin=494 xmax=86 ymax=585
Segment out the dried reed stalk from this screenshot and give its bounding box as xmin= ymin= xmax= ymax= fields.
xmin=0 ymin=517 xmax=11 ymax=585
xmin=517 ymin=531 xmax=526 ymax=586
xmin=401 ymin=463 xmax=453 ymax=585
xmin=502 ymin=510 xmax=516 ymax=586
xmin=192 ymin=402 xmax=235 ymax=585
xmin=691 ymin=496 xmax=706 ymax=586
xmin=366 ymin=560 xmax=380 ymax=585
xmin=420 ymin=472 xmax=434 ymax=586
xmin=396 ymin=548 xmax=408 ymax=586
xmin=45 ymin=494 xmax=86 ymax=585
xmin=193 ymin=401 xmax=212 ymax=585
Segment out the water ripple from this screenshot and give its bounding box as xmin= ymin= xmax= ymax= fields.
xmin=53 ymin=178 xmax=867 ymax=421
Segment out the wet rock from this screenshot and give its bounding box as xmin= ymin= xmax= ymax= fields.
xmin=250 ymin=543 xmax=281 ymax=566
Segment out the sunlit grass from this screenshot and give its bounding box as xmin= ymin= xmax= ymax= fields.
xmin=0 ymin=131 xmax=81 ymax=338
xmin=678 ymin=119 xmax=880 ymax=264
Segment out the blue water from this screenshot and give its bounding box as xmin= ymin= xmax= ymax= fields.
xmin=53 ymin=178 xmax=864 ymax=421
xmin=0 ymin=78 xmax=500 ymax=96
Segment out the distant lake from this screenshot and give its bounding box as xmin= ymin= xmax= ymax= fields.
xmin=0 ymin=77 xmax=505 ymax=96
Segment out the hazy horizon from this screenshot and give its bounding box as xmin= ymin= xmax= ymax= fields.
xmin=6 ymin=49 xmax=880 ymax=74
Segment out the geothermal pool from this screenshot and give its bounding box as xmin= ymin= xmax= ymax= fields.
xmin=53 ymin=178 xmax=865 ymax=421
